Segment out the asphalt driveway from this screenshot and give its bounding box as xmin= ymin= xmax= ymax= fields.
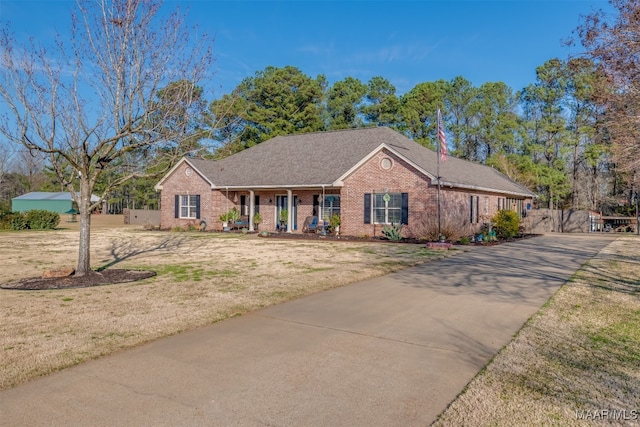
xmin=0 ymin=234 xmax=615 ymax=426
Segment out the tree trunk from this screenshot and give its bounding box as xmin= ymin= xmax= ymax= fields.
xmin=75 ymin=178 xmax=92 ymax=276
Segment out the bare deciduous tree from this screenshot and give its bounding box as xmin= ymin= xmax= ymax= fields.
xmin=16 ymin=149 xmax=47 ymax=191
xmin=0 ymin=142 xmax=12 ymax=183
xmin=576 ymin=0 xmax=640 ymax=182
xmin=0 ymin=0 xmax=214 ymax=276
xmin=0 ymin=141 xmax=16 ymax=205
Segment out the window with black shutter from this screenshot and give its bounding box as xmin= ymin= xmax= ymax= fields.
xmin=364 ymin=194 xmax=371 ymax=224
xmin=364 ymin=192 xmax=408 ymax=224
xmin=401 ymin=193 xmax=409 ymax=224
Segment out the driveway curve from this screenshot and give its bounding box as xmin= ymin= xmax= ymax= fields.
xmin=0 ymin=234 xmax=615 ymax=426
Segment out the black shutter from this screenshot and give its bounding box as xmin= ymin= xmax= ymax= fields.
xmin=175 ymin=195 xmax=179 ymax=218
xmin=254 ymin=195 xmax=260 ymax=213
xmin=401 ymin=193 xmax=409 ymax=224
xmin=195 ymin=195 xmax=201 ymax=219
xmin=469 ymin=195 xmax=473 ymax=223
xmin=312 ymin=194 xmax=319 ymax=217
xmin=364 ymin=193 xmax=371 ymax=224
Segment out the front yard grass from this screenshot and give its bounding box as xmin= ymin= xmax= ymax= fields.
xmin=433 ymin=236 xmax=640 ymax=426
xmin=0 ymin=229 xmax=456 ymax=390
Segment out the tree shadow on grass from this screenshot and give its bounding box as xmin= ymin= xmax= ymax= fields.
xmin=96 ymin=235 xmax=190 ymax=271
xmin=1 ymin=236 xmax=190 ymax=290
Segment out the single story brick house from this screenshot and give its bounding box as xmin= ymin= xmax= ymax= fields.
xmin=154 ymin=127 xmax=535 ymax=236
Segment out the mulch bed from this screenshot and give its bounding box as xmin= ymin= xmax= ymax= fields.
xmin=258 ymin=231 xmax=540 ymax=246
xmin=257 ymin=231 xmax=426 ymax=244
xmin=1 ymin=269 xmax=157 ymax=291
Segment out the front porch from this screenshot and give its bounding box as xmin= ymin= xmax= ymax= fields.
xmin=215 ymin=189 xmax=341 ymax=234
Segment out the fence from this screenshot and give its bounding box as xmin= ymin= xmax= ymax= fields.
xmin=523 ymin=209 xmax=591 ymax=234
xmin=523 ymin=209 xmax=638 ymax=234
xmin=123 ymin=208 xmax=160 ymax=227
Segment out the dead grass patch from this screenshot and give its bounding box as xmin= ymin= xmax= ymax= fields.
xmin=0 ymin=227 xmax=457 ymax=390
xmin=433 ymin=236 xmax=640 ymax=426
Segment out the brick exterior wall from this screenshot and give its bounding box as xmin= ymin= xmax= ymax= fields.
xmin=341 ymin=149 xmax=427 ymax=236
xmin=159 ymin=165 xmax=323 ymax=232
xmin=159 ymin=157 xmax=533 ymax=236
xmin=160 ymin=162 xmax=213 ymax=230
xmin=341 ymin=149 xmax=532 ymax=237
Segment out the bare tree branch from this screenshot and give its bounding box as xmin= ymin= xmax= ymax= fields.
xmin=577 ymin=0 xmax=640 ymax=179
xmin=0 ymin=0 xmax=215 ymax=275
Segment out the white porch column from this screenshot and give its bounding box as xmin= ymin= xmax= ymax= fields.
xmin=248 ymin=190 xmax=255 ymax=232
xmin=287 ymin=189 xmax=293 ymax=233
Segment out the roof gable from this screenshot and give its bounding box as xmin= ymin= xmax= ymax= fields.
xmin=154 ymin=158 xmax=215 ymax=190
xmin=333 ymin=143 xmax=433 ymax=185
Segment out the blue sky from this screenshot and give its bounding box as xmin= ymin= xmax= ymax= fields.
xmin=1 ymin=0 xmax=614 ymax=99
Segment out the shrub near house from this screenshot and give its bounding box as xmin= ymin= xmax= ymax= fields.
xmin=492 ymin=210 xmax=520 ymax=239
xmin=0 ymin=210 xmax=60 ymax=230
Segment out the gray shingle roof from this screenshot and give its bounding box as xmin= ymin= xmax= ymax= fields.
xmin=181 ymin=127 xmax=534 ymax=197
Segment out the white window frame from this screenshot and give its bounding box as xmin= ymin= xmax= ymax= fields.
xmin=180 ymin=195 xmax=198 ymax=219
xmin=321 ymin=195 xmax=340 ymax=220
xmin=373 ymin=193 xmax=402 ymax=224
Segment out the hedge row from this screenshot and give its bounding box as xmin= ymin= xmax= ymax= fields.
xmin=0 ymin=210 xmax=61 ymax=230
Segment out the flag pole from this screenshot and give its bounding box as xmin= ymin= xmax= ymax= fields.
xmin=436 ymin=107 xmax=447 ymax=241
xmin=436 ymin=132 xmax=442 ymax=241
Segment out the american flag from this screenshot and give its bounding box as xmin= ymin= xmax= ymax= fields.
xmin=437 ymin=108 xmax=448 ymax=162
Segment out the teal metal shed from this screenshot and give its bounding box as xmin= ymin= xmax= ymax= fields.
xmin=11 ymin=192 xmax=99 ymax=213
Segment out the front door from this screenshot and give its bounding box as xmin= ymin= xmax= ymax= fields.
xmin=276 ymin=195 xmax=297 ymax=231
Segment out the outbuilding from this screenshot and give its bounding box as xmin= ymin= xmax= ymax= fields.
xmin=11 ymin=192 xmax=100 ymax=214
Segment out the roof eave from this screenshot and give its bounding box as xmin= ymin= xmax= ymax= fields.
xmin=440 ymin=181 xmax=535 ymax=198
xmin=212 ymin=183 xmax=342 ymax=190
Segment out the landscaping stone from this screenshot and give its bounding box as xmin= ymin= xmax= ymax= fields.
xmin=42 ymin=267 xmax=75 ymax=278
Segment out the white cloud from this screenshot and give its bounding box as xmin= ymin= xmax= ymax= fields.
xmin=297 ymin=42 xmax=335 ymax=58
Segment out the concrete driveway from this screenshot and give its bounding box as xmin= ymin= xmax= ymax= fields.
xmin=0 ymin=234 xmax=615 ymax=426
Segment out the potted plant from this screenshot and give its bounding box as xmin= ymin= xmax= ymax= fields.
xmin=278 ymin=208 xmax=288 ymax=231
xmin=228 ymin=207 xmax=240 ymax=224
xmin=220 ymin=207 xmax=240 ymax=231
xmin=219 ymin=211 xmax=230 ymax=229
xmin=329 ymin=213 xmax=340 ymax=235
xmin=253 ymin=212 xmax=262 ymax=231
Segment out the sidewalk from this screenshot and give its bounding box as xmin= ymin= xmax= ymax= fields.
xmin=0 ymin=234 xmax=615 ymax=426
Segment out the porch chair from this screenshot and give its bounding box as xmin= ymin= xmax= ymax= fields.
xmin=303 ymin=216 xmax=319 ymax=233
